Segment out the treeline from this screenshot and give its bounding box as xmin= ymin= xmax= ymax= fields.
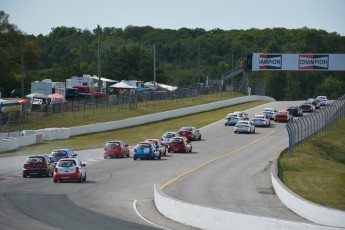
xmin=1 ymin=10 xmax=345 ymax=100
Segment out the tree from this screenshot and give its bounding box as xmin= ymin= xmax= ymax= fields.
xmin=0 ymin=11 xmax=19 ymax=93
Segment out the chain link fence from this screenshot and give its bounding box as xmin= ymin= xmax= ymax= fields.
xmin=1 ymin=82 xmax=249 ymax=135
xmin=286 ymin=94 xmax=345 ymax=156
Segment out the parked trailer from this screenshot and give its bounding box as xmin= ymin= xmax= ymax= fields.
xmin=31 ymin=80 xmax=66 ymax=97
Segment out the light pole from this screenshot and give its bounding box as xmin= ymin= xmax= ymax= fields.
xmin=21 ymin=35 xmax=25 ymax=99
xmin=153 ymin=43 xmax=156 ymax=83
xmin=97 ymin=25 xmax=101 ymax=92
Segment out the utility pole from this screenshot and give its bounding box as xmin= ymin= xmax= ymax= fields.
xmin=97 ymin=25 xmax=101 ymax=92
xmin=232 ymin=54 xmax=234 ymax=72
xmin=197 ymin=45 xmax=200 ymax=83
xmin=153 ymin=43 xmax=156 ymax=83
xmin=231 ymin=54 xmax=234 ymax=87
xmin=21 ymin=35 xmax=25 ymax=99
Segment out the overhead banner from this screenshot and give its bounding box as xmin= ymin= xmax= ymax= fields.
xmin=251 ymin=53 xmax=345 ymax=71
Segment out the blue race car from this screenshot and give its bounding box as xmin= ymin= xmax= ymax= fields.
xmin=133 ymin=142 xmax=161 ymax=160
xmin=50 ymin=149 xmax=77 ymax=166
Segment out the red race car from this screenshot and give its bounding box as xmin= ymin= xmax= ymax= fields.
xmin=103 ymin=140 xmax=130 ymax=158
xmin=178 ymin=127 xmax=201 ymax=141
xmin=168 ymin=136 xmax=192 ymax=153
xmin=274 ymin=110 xmax=293 ymax=122
xmin=53 ymin=158 xmax=86 ymax=183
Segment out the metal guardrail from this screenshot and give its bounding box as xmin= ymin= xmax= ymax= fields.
xmin=286 ymin=94 xmax=345 ymax=156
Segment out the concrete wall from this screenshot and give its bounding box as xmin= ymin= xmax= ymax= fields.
xmin=271 ymin=157 xmax=345 ymax=228
xmin=153 ymin=154 xmax=345 ymax=229
xmin=0 ymin=134 xmax=39 ymax=152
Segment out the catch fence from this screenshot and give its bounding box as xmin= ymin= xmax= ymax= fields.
xmin=286 ymin=94 xmax=345 ymax=156
xmin=1 ymin=83 xmax=243 ymax=135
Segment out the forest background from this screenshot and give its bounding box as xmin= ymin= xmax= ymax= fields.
xmin=1 ymin=10 xmax=344 ymax=100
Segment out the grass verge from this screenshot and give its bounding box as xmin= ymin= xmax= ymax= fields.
xmin=278 ymin=117 xmax=345 ymax=210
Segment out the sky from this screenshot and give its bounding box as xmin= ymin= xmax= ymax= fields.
xmin=2 ymin=0 xmax=345 ymax=36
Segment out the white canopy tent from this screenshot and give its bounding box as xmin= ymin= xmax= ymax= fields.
xmin=109 ymin=81 xmax=135 ymax=89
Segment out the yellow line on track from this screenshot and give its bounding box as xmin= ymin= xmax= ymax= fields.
xmin=160 ymin=130 xmax=276 ymax=190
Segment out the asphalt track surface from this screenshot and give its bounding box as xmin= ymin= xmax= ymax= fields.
xmin=0 ymin=101 xmax=316 ymax=230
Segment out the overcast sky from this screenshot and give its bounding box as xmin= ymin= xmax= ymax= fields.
xmin=2 ymin=0 xmax=345 ymax=36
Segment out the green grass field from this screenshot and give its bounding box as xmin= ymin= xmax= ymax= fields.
xmin=278 ymin=118 xmax=345 ymax=210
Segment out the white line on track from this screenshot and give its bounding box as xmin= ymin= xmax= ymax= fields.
xmin=133 ymin=200 xmax=171 ymax=230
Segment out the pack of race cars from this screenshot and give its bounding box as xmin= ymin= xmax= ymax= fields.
xmin=23 ymin=96 xmax=328 ymax=181
xmin=226 ymin=96 xmax=327 ymax=134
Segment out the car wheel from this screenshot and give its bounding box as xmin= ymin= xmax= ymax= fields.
xmin=83 ymin=172 xmax=86 ymax=182
xmin=121 ymin=153 xmax=124 ymax=158
xmin=252 ymin=128 xmax=255 ymax=133
xmin=134 ymin=157 xmax=137 ymax=160
xmin=54 ymin=180 xmax=57 ymax=183
xmin=189 ymin=147 xmax=192 ymax=153
xmin=158 ymin=154 xmax=161 ymax=160
xmin=198 ymin=135 xmax=201 ymax=140
xmin=23 ymin=174 xmax=27 ymax=178
xmin=78 ymin=174 xmax=83 ymax=183
xmin=163 ymin=149 xmax=167 ymax=156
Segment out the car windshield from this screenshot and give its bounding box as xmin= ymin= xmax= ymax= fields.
xmin=27 ymin=157 xmax=43 ymax=163
xmin=51 ymin=151 xmax=67 ymax=156
xmin=171 ymin=138 xmax=182 ymax=142
xmin=164 ymin=133 xmax=174 ymax=138
xmin=106 ymin=142 xmax=120 ymax=147
xmin=137 ymin=143 xmax=150 ymax=148
xmin=58 ymin=161 xmax=75 ymax=167
xmin=180 ymin=127 xmax=192 ymax=131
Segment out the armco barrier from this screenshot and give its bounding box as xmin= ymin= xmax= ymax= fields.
xmin=271 ymin=155 xmax=345 ymax=228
